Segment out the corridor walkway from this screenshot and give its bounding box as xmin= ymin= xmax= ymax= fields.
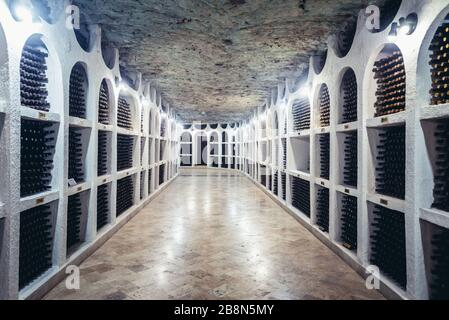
xmin=45 ymin=169 xmax=384 ymax=300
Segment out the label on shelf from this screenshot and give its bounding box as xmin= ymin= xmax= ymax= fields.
xmin=38 ymin=112 xmax=47 ymax=120
xmin=380 ymin=198 xmax=389 ymax=206
xmin=36 ymin=197 xmax=45 ymax=205
xmin=381 ymin=117 xmax=389 ymax=124
xmin=344 ymin=125 xmax=349 ymax=130
xmin=68 ymin=179 xmax=77 ymax=187
xmin=345 ymin=188 xmax=350 ymax=194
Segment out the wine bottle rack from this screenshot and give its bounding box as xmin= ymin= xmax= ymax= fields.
xmin=340 ymin=194 xmax=357 ymax=251
xmin=292 ymin=98 xmax=310 ymax=131
xmin=98 ymin=80 xmax=110 ymax=125
xmin=260 ymin=165 xmax=266 ymax=186
xmin=370 ymin=204 xmax=406 ymax=289
xmin=140 ymin=171 xmax=145 ymax=200
xmin=19 ymin=204 xmax=54 ymax=290
xmin=274 ymin=171 xmax=279 ymax=196
xmin=97 ymin=131 xmax=108 ymax=176
xmin=319 ymin=85 xmax=330 ymax=127
xmin=97 ymin=184 xmax=109 ymax=231
xmin=291 ymin=176 xmax=310 ymax=217
xmin=68 ymin=128 xmax=85 ymax=183
xmin=282 ymin=138 xmax=287 ymax=170
xmin=432 ymin=120 xmax=449 ymax=212
xmin=281 ymin=172 xmax=287 ymax=201
xmin=374 ymin=126 xmax=405 ymax=200
xmin=140 ymin=137 xmax=145 ymax=166
xmin=340 ymin=70 xmax=357 ymax=123
xmin=318 ymin=134 xmax=330 ymax=180
xmin=117 ymin=96 xmax=132 ymax=130
xmin=429 ymin=19 xmax=449 ymax=106
xmin=342 ymin=132 xmax=357 ymax=187
xmin=20 ymin=42 xmax=50 ymax=112
xmin=67 ymin=193 xmax=83 ymax=253
xmin=159 ymin=164 xmax=165 ymax=186
xmin=373 ymin=49 xmax=406 ymax=117
xmin=316 ymin=186 xmax=329 ymax=233
xmin=117 ymin=134 xmax=134 ymax=172
xmin=423 ymin=222 xmax=449 ymax=300
xmin=69 ymin=64 xmax=87 ymax=119
xmin=268 ymin=172 xmax=272 ymax=191
xmin=20 ymin=119 xmax=55 ymax=198
xmin=116 ymin=176 xmax=134 ymax=217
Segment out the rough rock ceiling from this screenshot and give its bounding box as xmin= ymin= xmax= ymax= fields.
xmin=75 ymin=0 xmax=387 ymax=122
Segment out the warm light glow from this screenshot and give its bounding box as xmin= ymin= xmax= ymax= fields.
xmin=14 ymin=5 xmax=33 ymax=23
xmin=399 ymin=23 xmax=411 ymax=36
xmin=299 ymin=85 xmax=310 ymax=98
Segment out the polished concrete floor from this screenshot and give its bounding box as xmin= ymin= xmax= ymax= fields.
xmin=45 ymin=169 xmax=384 ymax=300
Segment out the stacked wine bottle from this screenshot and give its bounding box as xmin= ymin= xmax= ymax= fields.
xmin=432 ymin=120 xmax=449 ymax=212
xmin=21 ymin=119 xmax=55 ymax=197
xmin=69 ymin=64 xmax=87 ymax=119
xmin=97 ymin=131 xmax=108 ymax=176
xmin=319 ymin=134 xmax=330 ymax=180
xmin=274 ymin=171 xmax=279 ymax=196
xmin=260 ymin=165 xmax=267 ymax=187
xmin=375 ymin=126 xmax=405 ymax=199
xmin=140 ymin=171 xmax=145 ymax=200
xmin=291 ymin=176 xmax=310 ymax=217
xmin=68 ymin=128 xmax=84 ymax=183
xmin=341 ymin=70 xmax=358 ymax=123
xmin=98 ymin=80 xmax=110 ymax=125
xmin=341 ymin=194 xmax=357 ymax=251
xmin=67 ymin=193 xmax=82 ymax=253
xmin=429 ymin=21 xmax=449 ymax=106
xmin=428 ymin=225 xmax=449 ymax=300
xmin=140 ymin=138 xmax=145 ymax=166
xmin=117 ymin=134 xmax=133 ymax=172
xmin=19 ymin=205 xmax=53 ymax=289
xmin=268 ymin=172 xmax=272 ymax=192
xmin=20 ymin=43 xmax=50 ymax=112
xmin=97 ymin=184 xmax=109 ymax=231
xmin=116 ymin=176 xmax=134 ymax=217
xmin=343 ymin=133 xmax=358 ymax=187
xmin=282 ymin=138 xmax=287 ymax=170
xmin=292 ymin=98 xmax=310 ymax=131
xmin=319 ymin=85 xmax=330 ymax=127
xmin=281 ymin=172 xmax=287 ymax=201
xmin=117 ymin=97 xmax=132 ymax=130
xmin=370 ymin=205 xmax=406 ymax=289
xmin=159 ymin=164 xmax=165 ymax=185
xmin=373 ymin=50 xmax=406 ymax=117
xmin=316 ymin=187 xmax=330 ymax=233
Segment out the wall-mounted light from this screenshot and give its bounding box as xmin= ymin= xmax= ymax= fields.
xmin=388 ymin=13 xmax=418 ymax=41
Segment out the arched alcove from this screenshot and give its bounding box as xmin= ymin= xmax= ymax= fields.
xmin=98 ymin=79 xmax=114 ymax=125
xmin=74 ymin=13 xmax=92 ymax=52
xmin=367 ymin=44 xmax=405 ymax=118
xmin=117 ymin=91 xmax=137 ymax=131
xmin=315 ymin=84 xmax=330 ymax=127
xmin=69 ymin=62 xmax=89 ymax=119
xmin=339 ymin=68 xmax=358 ymax=124
xmin=20 ymin=34 xmax=63 ymax=114
xmin=313 ymin=50 xmax=327 ymax=75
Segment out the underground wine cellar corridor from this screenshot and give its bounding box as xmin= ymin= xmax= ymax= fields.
xmin=2 ymin=0 xmax=449 ymax=302
xmin=44 ymin=169 xmax=384 ymax=300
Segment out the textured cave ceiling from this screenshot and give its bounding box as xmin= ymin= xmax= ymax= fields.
xmin=74 ymin=0 xmax=390 ymax=122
